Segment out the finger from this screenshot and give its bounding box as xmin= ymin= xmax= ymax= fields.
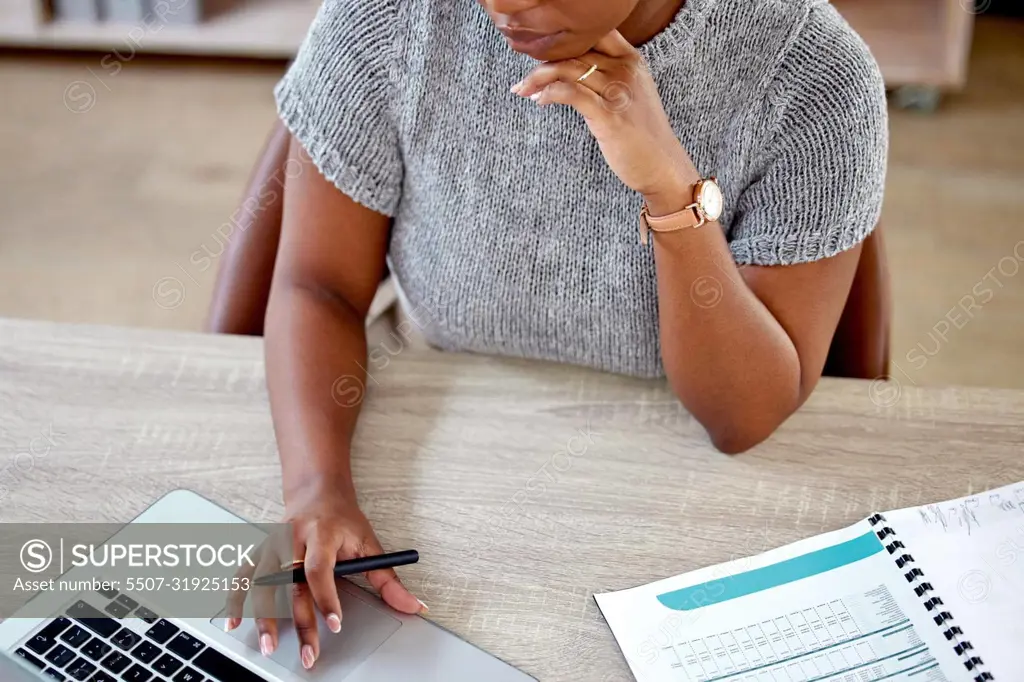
xmin=514 ymin=58 xmax=612 ymax=99
xmin=292 ymin=580 xmax=320 ymax=670
xmin=536 ymin=81 xmax=607 ymax=120
xmin=253 ymin=537 xmax=290 ymax=657
xmin=591 ymin=30 xmax=635 ymax=58
xmin=303 ymin=535 xmax=344 ymax=635
xmin=253 ymin=614 xmax=278 ymax=659
xmin=361 ymin=535 xmax=424 ymax=615
xmin=223 ymin=553 xmax=256 ymax=631
xmin=294 ymin=534 xmax=328 ymax=670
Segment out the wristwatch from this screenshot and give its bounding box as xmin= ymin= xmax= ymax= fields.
xmin=639 ymin=177 xmax=724 ymax=246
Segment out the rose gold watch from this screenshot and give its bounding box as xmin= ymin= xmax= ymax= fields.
xmin=639 ymin=177 xmax=724 ymax=246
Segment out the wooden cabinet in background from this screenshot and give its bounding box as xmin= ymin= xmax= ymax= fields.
xmin=835 ymin=0 xmax=976 ymax=90
xmin=833 ymin=0 xmax=976 ymax=109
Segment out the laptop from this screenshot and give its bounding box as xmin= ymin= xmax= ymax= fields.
xmin=0 ymin=489 xmax=535 ymax=681
xmin=2 ymin=647 xmax=51 ymax=681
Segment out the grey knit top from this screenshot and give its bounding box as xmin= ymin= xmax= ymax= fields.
xmin=275 ymin=0 xmax=888 ymax=378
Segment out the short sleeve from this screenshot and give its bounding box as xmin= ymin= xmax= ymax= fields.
xmin=728 ymin=5 xmax=889 ymax=266
xmin=274 ymin=0 xmax=403 ymax=216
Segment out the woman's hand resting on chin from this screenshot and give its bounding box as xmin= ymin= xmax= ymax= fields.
xmin=512 ymin=30 xmax=699 ymax=211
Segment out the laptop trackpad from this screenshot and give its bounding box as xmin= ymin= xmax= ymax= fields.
xmin=213 ymin=584 xmax=402 ymax=679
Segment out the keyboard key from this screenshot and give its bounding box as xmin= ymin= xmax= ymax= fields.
xmin=111 ymin=629 xmax=141 ymax=651
xmin=65 ymin=658 xmax=97 ymax=680
xmin=130 ymin=642 xmax=161 ymax=664
xmin=153 ymin=653 xmax=183 ymax=676
xmin=114 ymin=595 xmax=139 ymax=611
xmin=60 ymin=625 xmax=92 ymax=648
xmin=120 ymin=664 xmax=153 ymax=681
xmin=166 ymin=633 xmax=205 ymax=661
xmin=67 ymin=601 xmax=121 ymax=638
xmin=40 ymin=618 xmax=73 ymax=639
xmin=27 ymin=618 xmax=73 ymax=655
xmin=173 ymin=668 xmax=205 ymax=682
xmin=96 ymin=588 xmax=119 ymax=599
xmin=144 ymin=620 xmax=179 ymax=645
xmin=27 ymin=634 xmax=58 ymax=656
xmin=88 ymin=672 xmax=116 ymax=682
xmin=45 ymin=619 xmax=74 ymax=636
xmin=43 ymin=669 xmax=66 ymax=680
xmin=45 ymin=644 xmax=76 ymax=668
xmin=100 ymin=652 xmax=131 ymax=674
xmin=15 ymin=648 xmax=46 ymax=669
xmin=133 ymin=607 xmax=159 ymax=624
xmin=81 ymin=638 xmax=111 ymax=661
xmin=103 ymin=601 xmax=131 ymax=618
xmin=193 ymin=648 xmax=271 ymax=681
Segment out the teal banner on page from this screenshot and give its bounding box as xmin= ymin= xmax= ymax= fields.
xmin=656 ymin=530 xmax=884 ymax=611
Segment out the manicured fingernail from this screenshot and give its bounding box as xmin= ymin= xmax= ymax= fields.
xmin=326 ymin=613 xmax=342 ymax=633
xmin=511 ymin=81 xmax=523 ymax=94
xmin=224 ymin=619 xmax=235 ymax=632
xmin=301 ymin=645 xmax=316 ymax=670
xmin=416 ymin=599 xmax=429 ymax=613
xmin=530 ymin=92 xmax=542 ymax=102
xmin=259 ymin=633 xmax=275 ymax=656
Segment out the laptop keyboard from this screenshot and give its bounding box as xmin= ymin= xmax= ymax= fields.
xmin=12 ymin=590 xmax=270 ymax=681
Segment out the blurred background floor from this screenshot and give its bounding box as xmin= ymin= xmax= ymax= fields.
xmin=0 ymin=16 xmax=1022 ymax=389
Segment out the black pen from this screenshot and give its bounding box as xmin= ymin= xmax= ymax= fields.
xmin=253 ymin=550 xmax=420 ymax=586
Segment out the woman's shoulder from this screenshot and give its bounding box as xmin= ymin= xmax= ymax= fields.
xmin=691 ymin=0 xmax=885 ymax=122
xmin=705 ymin=0 xmax=885 ymax=132
xmin=760 ymin=0 xmax=884 ymax=102
xmin=708 ymin=0 xmax=882 ymax=87
xmin=718 ymin=0 xmax=889 ymax=267
xmin=788 ymin=0 xmax=884 ymax=86
xmin=294 ymin=0 xmax=481 ymax=68
xmin=309 ymin=0 xmax=476 ymax=38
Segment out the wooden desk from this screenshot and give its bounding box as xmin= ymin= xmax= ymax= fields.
xmin=1 ymin=318 xmax=1021 ymax=680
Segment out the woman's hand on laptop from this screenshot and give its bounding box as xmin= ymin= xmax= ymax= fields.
xmin=227 ymin=486 xmax=425 ymax=670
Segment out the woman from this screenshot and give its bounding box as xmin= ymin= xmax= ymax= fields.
xmin=217 ymin=0 xmax=888 ymax=669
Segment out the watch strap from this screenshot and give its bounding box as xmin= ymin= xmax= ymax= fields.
xmin=638 ymin=203 xmax=703 ymax=246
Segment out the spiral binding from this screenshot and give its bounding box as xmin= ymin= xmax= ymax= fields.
xmin=867 ymin=513 xmax=994 ymax=681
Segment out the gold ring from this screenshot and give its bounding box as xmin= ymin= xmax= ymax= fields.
xmin=577 ymin=64 xmax=599 ymax=83
xmin=281 ymin=559 xmax=304 ymax=571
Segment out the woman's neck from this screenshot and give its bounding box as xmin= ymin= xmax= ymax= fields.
xmin=619 ymin=0 xmax=686 ymax=46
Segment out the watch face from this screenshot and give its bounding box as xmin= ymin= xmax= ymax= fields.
xmin=698 ymin=180 xmax=724 ymax=222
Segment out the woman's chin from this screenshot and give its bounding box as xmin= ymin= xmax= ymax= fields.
xmin=505 ymin=33 xmax=594 ymax=62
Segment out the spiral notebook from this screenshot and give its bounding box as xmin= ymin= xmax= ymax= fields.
xmin=595 ymin=482 xmax=1024 ymax=682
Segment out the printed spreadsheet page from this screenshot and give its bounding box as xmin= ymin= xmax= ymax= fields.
xmin=595 ymin=520 xmax=970 ymax=682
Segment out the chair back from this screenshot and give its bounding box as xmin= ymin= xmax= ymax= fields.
xmin=824 ymin=227 xmax=891 ymax=379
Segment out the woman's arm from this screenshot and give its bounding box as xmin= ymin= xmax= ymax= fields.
xmin=258 ymin=138 xmax=421 ymax=667
xmin=265 ymin=136 xmax=389 ymax=502
xmin=645 ymin=186 xmax=861 ymax=454
xmin=206 ymin=119 xmax=290 ymax=336
xmin=514 ymin=29 xmax=885 ymax=453
xmin=252 ymin=0 xmax=419 ymax=666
